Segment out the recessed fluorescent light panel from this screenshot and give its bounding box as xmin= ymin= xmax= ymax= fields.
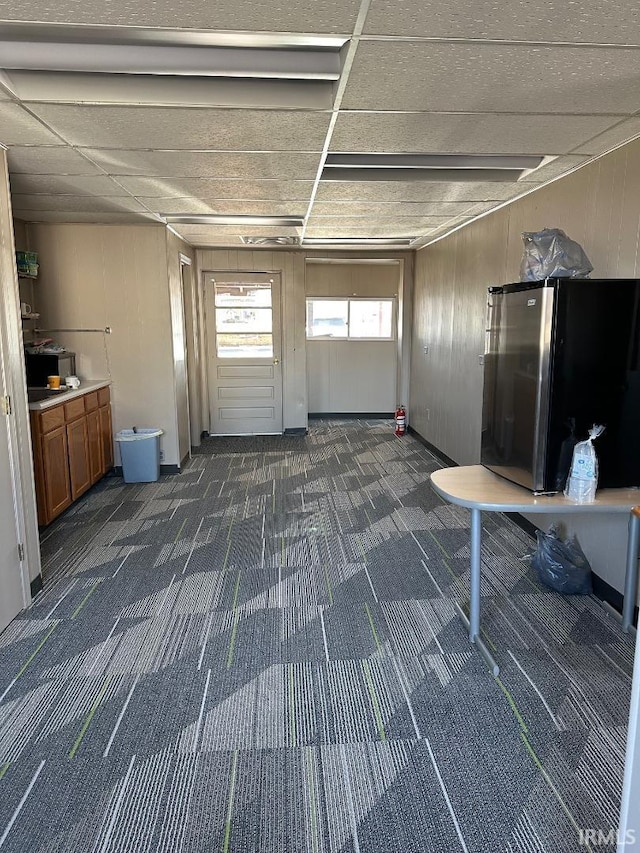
xmin=321 ymin=154 xmax=547 ymax=182
xmin=162 ymin=214 xmax=305 ymax=227
xmin=0 ymin=22 xmax=348 ymax=50
xmin=303 ymin=237 xmax=415 ymax=246
xmin=0 ymin=42 xmax=342 ymax=79
xmin=7 ymin=71 xmax=333 ymax=109
xmin=0 ymin=24 xmax=346 ymax=107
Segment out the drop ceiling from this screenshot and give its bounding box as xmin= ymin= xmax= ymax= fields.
xmin=2 ymin=0 xmax=640 ymax=250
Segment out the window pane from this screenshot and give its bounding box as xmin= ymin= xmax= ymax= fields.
xmin=306 ymin=299 xmax=349 ymax=337
xmin=214 ymin=282 xmax=272 ymax=308
xmin=349 ymin=300 xmax=393 ymax=338
xmin=216 ymin=333 xmax=273 ymax=358
xmin=216 ymin=307 xmax=272 ymax=333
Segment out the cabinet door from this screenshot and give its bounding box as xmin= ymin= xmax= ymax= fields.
xmin=86 ymin=409 xmax=103 ymax=484
xmin=42 ymin=425 xmax=72 ymax=522
xmin=99 ymin=405 xmax=114 ymax=473
xmin=67 ymin=417 xmax=91 ymax=500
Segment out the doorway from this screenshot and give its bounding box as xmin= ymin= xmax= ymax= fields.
xmin=205 ymin=272 xmax=283 ymax=435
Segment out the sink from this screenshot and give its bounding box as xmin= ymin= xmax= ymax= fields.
xmin=27 ymin=387 xmax=71 ymax=403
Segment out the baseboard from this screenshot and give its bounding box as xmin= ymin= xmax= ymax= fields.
xmin=113 ymin=464 xmax=179 ymax=476
xmin=407 ymin=425 xmax=458 ymax=468
xmin=30 ymin=573 xmax=43 ymax=597
xmin=284 ymin=427 xmax=308 ymax=436
xmin=308 ymin=412 xmax=394 ymax=420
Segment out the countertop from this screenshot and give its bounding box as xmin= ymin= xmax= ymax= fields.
xmin=28 ymin=379 xmax=111 ymax=412
xmin=431 ymin=465 xmax=640 ymax=513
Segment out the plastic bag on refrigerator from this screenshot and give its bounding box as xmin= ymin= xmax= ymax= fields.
xmin=519 ymin=228 xmax=593 ymax=281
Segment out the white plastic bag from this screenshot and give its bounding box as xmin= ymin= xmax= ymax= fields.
xmin=520 ymin=228 xmax=593 ymax=281
xmin=564 ymin=424 xmax=605 ymax=503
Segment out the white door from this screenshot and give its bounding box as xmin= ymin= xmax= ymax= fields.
xmin=205 ymin=272 xmax=283 ymax=435
xmin=0 ymin=357 xmax=25 ymax=634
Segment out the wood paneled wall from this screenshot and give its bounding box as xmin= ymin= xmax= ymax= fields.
xmin=27 ymin=223 xmax=182 ymax=466
xmin=196 ymin=250 xmax=413 ymax=430
xmin=306 ymin=261 xmax=400 ymax=414
xmin=411 ymin=138 xmax=640 ymax=594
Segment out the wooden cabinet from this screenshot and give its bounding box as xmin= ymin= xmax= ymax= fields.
xmin=86 ymin=409 xmax=103 ymax=484
xmin=40 ymin=426 xmax=72 ymax=520
xmin=30 ymin=385 xmax=113 ymax=526
xmin=67 ymin=416 xmax=91 ymax=499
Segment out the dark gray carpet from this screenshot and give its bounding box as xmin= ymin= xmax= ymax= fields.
xmin=0 ymin=420 xmax=634 ymax=852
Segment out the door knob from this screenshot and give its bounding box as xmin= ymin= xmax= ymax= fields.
xmin=274 ymin=358 xmax=280 ymax=365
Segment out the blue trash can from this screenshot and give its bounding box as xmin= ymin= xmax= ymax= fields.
xmin=115 ymin=428 xmax=163 ymax=483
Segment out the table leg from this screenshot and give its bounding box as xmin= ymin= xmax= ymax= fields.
xmin=470 ymin=507 xmax=482 ymax=641
xmin=453 ymin=507 xmax=499 ymax=675
xmin=623 ymin=508 xmax=640 ymax=633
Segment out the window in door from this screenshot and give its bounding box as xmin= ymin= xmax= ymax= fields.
xmin=214 ymin=281 xmax=273 ymax=358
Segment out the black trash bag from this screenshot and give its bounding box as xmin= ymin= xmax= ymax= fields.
xmin=531 ymin=524 xmax=593 ymax=595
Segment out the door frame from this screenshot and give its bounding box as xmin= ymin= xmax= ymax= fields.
xmin=203 ymin=269 xmax=284 ymax=436
xmin=179 ymin=254 xmax=202 ymax=449
xmin=0 ymin=159 xmax=40 ymax=614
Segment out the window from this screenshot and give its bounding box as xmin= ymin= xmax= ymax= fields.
xmin=214 ymin=281 xmax=273 ymax=358
xmin=306 ymin=298 xmax=395 ymax=340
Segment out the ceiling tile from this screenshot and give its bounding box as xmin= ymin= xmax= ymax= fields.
xmin=0 ymin=103 xmax=63 ymax=145
xmin=11 ymin=210 xmax=157 ymax=223
xmin=572 ymin=118 xmax=640 ymax=155
xmin=81 ymin=149 xmax=322 ymax=179
xmin=10 ymin=193 xmax=149 ymax=213
xmin=343 ymin=43 xmax=640 ymax=114
xmin=306 ymin=216 xmax=452 ymax=230
xmin=9 ymin=173 xmax=133 ymax=195
xmin=28 ymin=105 xmax=332 ymax=151
xmin=332 ymin=112 xmax=624 ymax=156
xmin=117 ymin=176 xmax=314 ymax=200
xmin=7 ymin=145 xmax=104 ymax=175
xmin=315 ymin=179 xmax=521 ymax=203
xmin=137 ymin=198 xmax=308 ymax=215
xmin=363 ymin=0 xmax=640 ymax=44
xmin=305 ymin=224 xmax=426 ymax=238
xmin=1 ymin=0 xmax=360 ymax=31
xmin=310 ymin=201 xmax=475 ymax=216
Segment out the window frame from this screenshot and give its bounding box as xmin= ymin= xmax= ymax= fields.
xmin=305 ymin=296 xmax=396 ymax=341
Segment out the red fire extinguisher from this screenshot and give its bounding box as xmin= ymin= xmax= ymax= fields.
xmin=395 ymin=404 xmax=406 ymax=436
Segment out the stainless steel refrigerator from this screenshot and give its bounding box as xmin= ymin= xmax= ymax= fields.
xmin=481 ymin=277 xmax=640 ymax=493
